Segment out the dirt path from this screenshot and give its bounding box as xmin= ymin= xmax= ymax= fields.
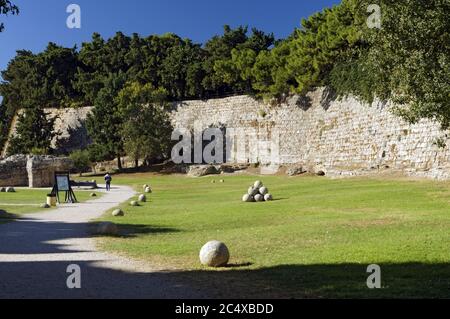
xmin=0 ymin=185 xmax=208 ymax=299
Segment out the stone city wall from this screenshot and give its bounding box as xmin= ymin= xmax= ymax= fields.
xmin=171 ymin=88 xmax=450 ymax=179
xmin=3 ymin=88 xmax=450 ymax=179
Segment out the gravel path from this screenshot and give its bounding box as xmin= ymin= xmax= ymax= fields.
xmin=0 ymin=185 xmax=208 ymax=299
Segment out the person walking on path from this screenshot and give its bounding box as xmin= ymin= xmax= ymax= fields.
xmin=104 ymin=173 xmax=112 ymax=191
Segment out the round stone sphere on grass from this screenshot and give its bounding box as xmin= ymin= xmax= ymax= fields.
xmin=6 ymin=187 xmax=15 ymax=193
xmin=143 ymin=184 xmax=149 ymax=190
xmin=254 ymin=194 xmax=264 ymax=202
xmin=242 ymin=194 xmax=254 ymax=202
xmin=0 ymin=187 xmax=6 ymax=192
xmin=138 ymin=194 xmax=147 ymax=202
xmin=112 ymin=209 xmax=124 ymax=217
xmin=144 ymin=187 xmax=152 ymax=194
xmin=130 ymin=201 xmax=139 ymax=207
xmin=259 ymin=187 xmax=269 ymax=196
xmin=90 ymin=193 xmax=97 ymax=197
xmin=40 ymin=203 xmax=50 ymax=209
xmin=199 ymin=241 xmax=230 ymax=267
xmin=97 ymin=222 xmax=119 ymax=235
xmin=248 ymin=187 xmax=259 ymax=196
xmin=254 ymin=181 xmax=263 ymax=189
xmin=264 ymin=194 xmax=273 ymax=201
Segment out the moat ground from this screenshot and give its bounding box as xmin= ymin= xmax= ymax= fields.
xmin=95 ymin=173 xmax=450 ymax=298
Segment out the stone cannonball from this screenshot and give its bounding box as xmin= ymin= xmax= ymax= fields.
xmin=143 ymin=184 xmax=149 ymax=190
xmin=259 ymin=187 xmax=269 ymax=196
xmin=254 ymin=181 xmax=263 ymax=189
xmin=130 ymin=200 xmax=139 ymax=207
xmin=254 ymin=194 xmax=264 ymax=202
xmin=248 ymin=187 xmax=259 ymax=196
xmin=112 ymin=209 xmax=124 ymax=217
xmin=0 ymin=187 xmax=6 ymax=192
xmin=199 ymin=241 xmax=230 ymax=267
xmin=6 ymin=187 xmax=15 ymax=193
xmin=145 ymin=187 xmax=152 ymax=194
xmin=242 ymin=194 xmax=255 ymax=202
xmin=264 ymin=194 xmax=273 ymax=201
xmin=138 ymin=194 xmax=147 ymax=202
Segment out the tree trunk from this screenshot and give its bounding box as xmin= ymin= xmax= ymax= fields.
xmin=135 ymin=158 xmax=139 ymax=169
xmin=117 ymin=155 xmax=122 ymax=170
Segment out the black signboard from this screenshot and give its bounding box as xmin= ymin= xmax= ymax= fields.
xmin=51 ymin=172 xmax=77 ymax=204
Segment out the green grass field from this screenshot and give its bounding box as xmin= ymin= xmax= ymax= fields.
xmin=0 ymin=189 xmax=99 ymax=222
xmin=97 ymin=173 xmax=450 ymax=298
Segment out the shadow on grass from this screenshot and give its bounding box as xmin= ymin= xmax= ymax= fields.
xmin=225 ymin=262 xmax=254 ymax=268
xmin=89 ymin=222 xmax=180 ymax=238
xmin=271 ymin=198 xmax=288 ymax=202
xmin=120 ymin=223 xmax=180 ymax=238
xmin=178 ymin=262 xmax=450 ymax=299
xmin=1 ymin=209 xmax=449 ymax=298
xmin=1 ymin=259 xmax=449 ymax=298
xmin=0 ymin=209 xmax=19 ymax=223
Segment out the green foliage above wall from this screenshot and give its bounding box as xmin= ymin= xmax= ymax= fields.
xmin=1 ymin=0 xmax=448 ymax=159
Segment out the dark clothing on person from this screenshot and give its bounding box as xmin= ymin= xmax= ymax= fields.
xmin=105 ymin=174 xmax=112 ymax=191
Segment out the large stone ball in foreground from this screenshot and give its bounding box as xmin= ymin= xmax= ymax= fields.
xmin=264 ymin=194 xmax=273 ymax=201
xmin=259 ymin=187 xmax=269 ymax=196
xmin=112 ymin=209 xmax=124 ymax=217
xmin=138 ymin=194 xmax=147 ymax=202
xmin=254 ymin=181 xmax=263 ymax=189
xmin=199 ymin=241 xmax=230 ymax=267
xmin=97 ymin=222 xmax=118 ymax=235
xmin=254 ymin=194 xmax=264 ymax=202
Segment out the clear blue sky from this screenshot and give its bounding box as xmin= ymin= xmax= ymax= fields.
xmin=0 ymin=0 xmax=341 ymax=74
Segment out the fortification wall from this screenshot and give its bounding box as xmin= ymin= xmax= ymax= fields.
xmin=2 ymin=107 xmax=93 ymax=157
xmin=171 ymin=88 xmax=450 ymax=179
xmin=3 ymin=89 xmax=450 ymax=179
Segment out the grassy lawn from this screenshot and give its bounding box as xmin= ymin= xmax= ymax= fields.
xmin=96 ymin=173 xmax=450 ymax=298
xmin=0 ymin=189 xmax=99 ymax=222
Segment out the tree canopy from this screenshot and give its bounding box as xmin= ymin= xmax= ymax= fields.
xmin=1 ymin=0 xmax=448 ymax=160
xmin=0 ymin=0 xmax=18 ymax=32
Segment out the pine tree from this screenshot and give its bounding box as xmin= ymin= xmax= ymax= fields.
xmin=7 ymin=106 xmax=57 ymax=156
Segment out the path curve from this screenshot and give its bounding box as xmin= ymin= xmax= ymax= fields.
xmin=0 ymin=185 xmax=208 ymax=299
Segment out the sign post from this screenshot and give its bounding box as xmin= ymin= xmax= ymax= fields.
xmin=51 ymin=172 xmax=77 ymax=204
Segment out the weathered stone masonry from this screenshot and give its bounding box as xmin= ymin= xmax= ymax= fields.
xmin=0 ymin=155 xmax=73 ymax=188
xmin=3 ymin=88 xmax=450 ymax=180
xmin=171 ymin=88 xmax=450 ymax=179
xmin=1 ymin=107 xmax=93 ymax=158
